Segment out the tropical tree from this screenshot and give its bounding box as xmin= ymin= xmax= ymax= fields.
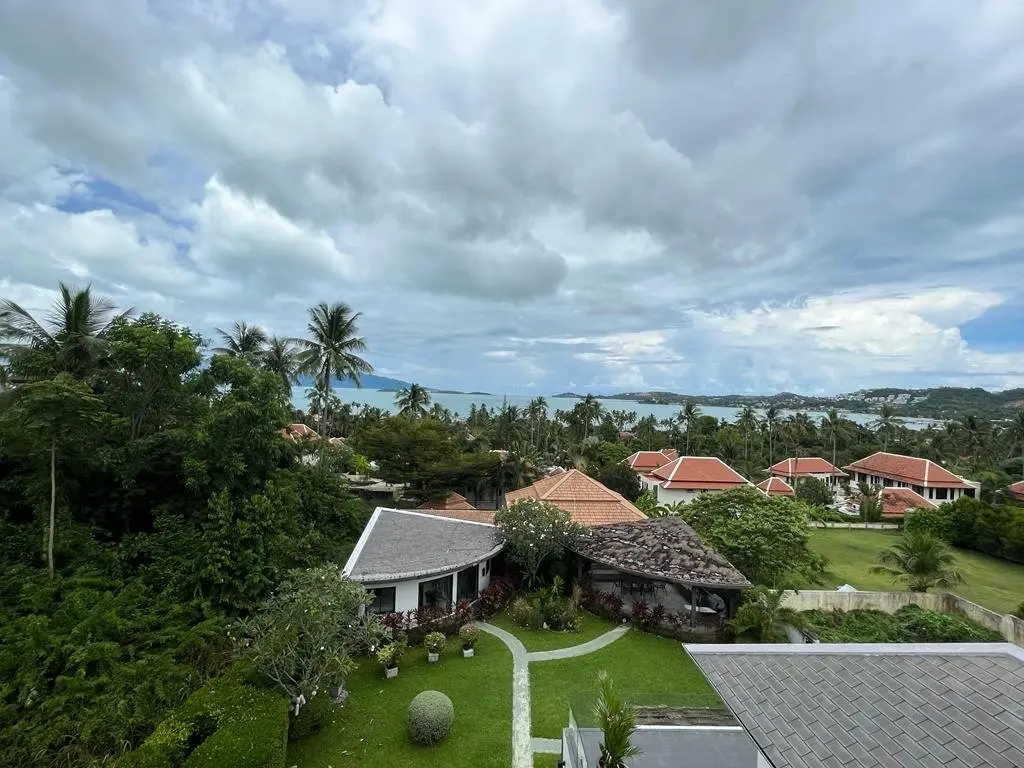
xmin=594 ymin=671 xmax=641 ymax=768
xmin=576 ymin=394 xmax=603 ymax=439
xmin=737 ymin=406 xmax=758 ymax=471
xmin=870 ymin=531 xmax=965 ymax=592
xmin=874 ymin=404 xmax=901 ymax=451
xmin=763 ymin=406 xmax=781 ymax=465
xmin=0 ymin=282 xmax=132 ymax=381
xmin=213 ymin=321 xmax=268 ymax=363
xmin=494 ymin=499 xmax=584 ymax=586
xmin=820 ymin=407 xmax=846 ymax=469
xmin=681 ymin=402 xmax=701 ymax=454
xmin=1007 ymin=410 xmax=1024 ymax=477
xmin=263 ymin=335 xmax=300 ymax=393
xmin=634 ymin=414 xmax=659 ymax=450
xmin=729 ymin=588 xmax=805 ymax=643
xmin=296 ymin=302 xmax=373 ymax=437
xmin=395 ymin=383 xmax=431 ymax=418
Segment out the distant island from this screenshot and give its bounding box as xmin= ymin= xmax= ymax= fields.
xmin=549 ymin=386 xmax=1024 ymax=420
xmin=430 ymin=389 xmax=494 ymax=396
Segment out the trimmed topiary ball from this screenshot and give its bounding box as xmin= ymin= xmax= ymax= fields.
xmin=406 ymin=690 xmax=454 ymax=746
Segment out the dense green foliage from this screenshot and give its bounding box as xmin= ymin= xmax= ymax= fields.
xmin=794 ymin=476 xmax=834 ymax=507
xmin=729 ymin=588 xmax=805 ymax=643
xmin=406 ymin=690 xmax=455 ymax=746
xmin=495 ymin=499 xmax=585 ymax=586
xmin=903 ymin=497 xmax=1024 ymax=563
xmin=801 ymin=605 xmax=1004 ymax=642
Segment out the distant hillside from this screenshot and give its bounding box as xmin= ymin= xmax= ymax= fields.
xmin=296 ymin=374 xmax=412 ymax=390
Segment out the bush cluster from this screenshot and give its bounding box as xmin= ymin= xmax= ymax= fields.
xmin=904 ymin=497 xmax=1024 ymax=563
xmin=508 ymin=579 xmax=582 ymax=632
xmin=477 ymin=577 xmax=515 ymax=617
xmin=423 ymin=631 xmax=447 ymax=655
xmin=801 ymin=605 xmax=1004 ymax=643
xmin=459 ymin=623 xmax=479 ymax=649
xmin=406 ymin=690 xmax=455 ymax=746
xmin=379 ymin=599 xmax=473 ymax=643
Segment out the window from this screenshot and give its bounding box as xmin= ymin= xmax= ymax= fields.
xmin=418 ymin=575 xmax=453 ymax=610
xmin=965 ymin=488 xmax=976 ymax=498
xmin=368 ymin=587 xmax=396 ymax=614
xmin=457 ymin=566 xmax=479 ymax=602
xmin=934 ymin=487 xmax=948 ymax=500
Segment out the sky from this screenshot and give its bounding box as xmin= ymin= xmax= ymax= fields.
xmin=2 ymin=1 xmax=1024 ymax=396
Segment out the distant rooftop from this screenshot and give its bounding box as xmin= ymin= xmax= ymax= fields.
xmin=646 ymin=456 xmax=751 ymax=490
xmin=769 ymin=457 xmax=847 ymax=477
xmin=757 ymin=476 xmax=794 ymax=496
xmin=504 ymin=469 xmax=646 ymax=527
xmin=845 ymin=452 xmax=974 ymax=489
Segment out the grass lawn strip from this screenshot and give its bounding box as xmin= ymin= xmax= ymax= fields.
xmin=804 ymin=529 xmax=1024 ymax=614
xmin=488 ymin=610 xmax=619 ymax=652
xmin=287 ymin=633 xmax=512 ymax=768
xmin=532 ymin=753 xmax=563 ymax=767
xmin=529 ymin=631 xmax=720 ymax=739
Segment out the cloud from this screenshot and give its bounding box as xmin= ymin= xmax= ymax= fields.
xmin=2 ymin=1 xmax=1024 ymax=393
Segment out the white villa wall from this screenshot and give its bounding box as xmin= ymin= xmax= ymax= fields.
xmin=848 ymin=470 xmax=976 ymax=502
xmin=363 ymin=557 xmax=494 ymax=614
xmin=772 ymin=471 xmax=840 ymax=487
xmin=653 ymin=486 xmax=731 ymax=505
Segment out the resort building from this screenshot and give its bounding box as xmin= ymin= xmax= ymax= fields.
xmin=641 ymin=456 xmax=754 ymax=505
xmin=756 ymin=476 xmax=794 ymax=497
xmin=880 ymin=487 xmax=937 ymax=517
xmin=768 ymin=457 xmax=847 ymax=488
xmin=844 ymin=451 xmax=979 ymax=503
xmin=622 ymin=448 xmax=680 ymax=474
xmin=503 ymin=469 xmax=647 ymax=527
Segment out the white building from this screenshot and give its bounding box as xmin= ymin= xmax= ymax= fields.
xmin=843 ymin=451 xmax=979 ymax=503
xmin=641 ymin=456 xmax=754 ymax=505
xmin=768 ymin=457 xmax=848 ymax=488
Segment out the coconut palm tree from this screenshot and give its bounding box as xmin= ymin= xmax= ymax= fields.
xmin=820 ymin=408 xmax=846 ymax=469
xmin=729 ymin=588 xmax=805 ymax=643
xmin=0 ymin=282 xmax=132 ymax=381
xmin=635 ymin=414 xmax=659 ymax=450
xmin=870 ymin=531 xmax=965 ymax=592
xmin=681 ymin=402 xmax=702 ymax=454
xmin=262 ymin=335 xmax=300 ymax=394
xmin=764 ymin=406 xmax=781 ymax=465
xmin=213 ymin=321 xmax=268 ymax=363
xmin=395 ymin=383 xmax=431 ymax=418
xmin=737 ymin=406 xmax=758 ymax=470
xmin=874 ymin=403 xmax=901 ymax=451
xmin=296 ymin=302 xmax=373 ymax=437
xmin=594 ymin=671 xmax=641 ymax=768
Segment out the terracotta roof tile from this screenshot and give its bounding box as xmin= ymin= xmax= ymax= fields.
xmin=278 ymin=422 xmax=319 ymax=442
xmin=1009 ymin=480 xmax=1024 ymax=499
xmin=756 ymin=477 xmax=795 ymax=496
xmin=418 ymin=492 xmax=478 ymax=511
xmin=768 ymin=457 xmax=847 ymax=477
xmin=880 ymin=487 xmax=938 ymax=516
xmin=844 ymin=452 xmax=973 ymax=489
xmin=503 ymin=469 xmax=647 ymax=527
xmin=623 ymin=449 xmax=680 ymax=472
xmin=647 ymin=456 xmax=751 ymax=490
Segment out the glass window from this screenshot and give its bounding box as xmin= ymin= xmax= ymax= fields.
xmin=418 ymin=576 xmax=453 ymax=610
xmin=964 ymin=488 xmax=975 ymax=498
xmin=368 ymin=587 xmax=396 ymax=614
xmin=935 ymin=487 xmax=948 ymax=500
xmin=457 ymin=566 xmax=479 ymax=602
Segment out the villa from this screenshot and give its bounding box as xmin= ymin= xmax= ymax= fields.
xmin=844 ymin=451 xmax=979 ymax=503
xmin=622 ymin=448 xmax=680 ymax=474
xmin=768 ymin=457 xmax=847 ymax=488
xmin=1008 ymin=480 xmax=1024 ymax=502
xmin=756 ymin=476 xmax=794 ymax=497
xmin=641 ymin=456 xmax=754 ymax=505
xmin=503 ymin=469 xmax=646 ymax=526
xmin=880 ymin=487 xmax=937 ymax=517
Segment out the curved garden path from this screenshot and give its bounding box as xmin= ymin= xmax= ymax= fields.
xmin=479 ymin=622 xmax=631 ymax=768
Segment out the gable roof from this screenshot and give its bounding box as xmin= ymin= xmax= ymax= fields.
xmin=880 ymin=487 xmax=938 ymax=517
xmin=623 ymin=448 xmax=679 ymax=472
xmin=503 ymin=469 xmax=647 ymax=527
xmin=756 ymin=476 xmax=795 ymax=497
xmin=769 ymin=457 xmax=847 ymax=477
xmin=342 ymin=508 xmax=502 ymax=583
xmin=646 ymin=456 xmax=752 ymax=490
xmin=569 ymin=517 xmax=751 ymax=589
xmin=418 ymin=492 xmax=477 ymax=511
xmin=687 ymin=643 xmax=1024 ymax=768
xmin=278 ymin=422 xmax=319 ymax=441
xmin=1008 ymin=480 xmax=1024 ymax=499
xmin=844 ymin=452 xmax=973 ymax=489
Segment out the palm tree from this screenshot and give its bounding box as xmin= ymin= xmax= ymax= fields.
xmin=821 ymin=407 xmax=846 ymax=469
xmin=395 ymin=383 xmax=431 ymax=418
xmin=296 ymin=302 xmax=373 ymax=437
xmin=594 ymin=671 xmax=641 ymax=768
xmin=874 ymin=404 xmax=901 ymax=451
xmin=1009 ymin=411 xmax=1024 ymax=477
xmin=635 ymin=415 xmax=659 ymax=450
xmin=213 ymin=321 xmax=267 ymax=362
xmin=577 ymin=394 xmax=603 ymax=439
xmin=764 ymin=406 xmax=781 ymax=465
xmin=737 ymin=406 xmax=758 ymax=470
xmin=0 ymin=282 xmax=132 ymax=380
xmin=729 ymin=588 xmax=805 ymax=643
xmin=870 ymin=531 xmax=965 ymax=592
xmin=262 ymin=335 xmax=300 ymax=394
xmin=681 ymin=402 xmax=701 ymax=454
xmin=526 ymin=397 xmax=548 ymax=449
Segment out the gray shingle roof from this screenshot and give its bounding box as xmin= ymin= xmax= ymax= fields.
xmin=343 ymin=508 xmax=503 ymax=582
xmin=687 ymin=644 xmax=1024 ymax=768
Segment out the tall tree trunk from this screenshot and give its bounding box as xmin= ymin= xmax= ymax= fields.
xmin=48 ymin=438 xmax=56 ymax=581
xmin=832 ymin=435 xmax=837 ymax=468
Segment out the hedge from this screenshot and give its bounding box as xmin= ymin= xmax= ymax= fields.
xmin=113 ymin=667 xmax=289 ymax=768
xmin=801 ymin=605 xmax=1004 ymax=643
xmin=905 ymin=497 xmax=1024 ymax=563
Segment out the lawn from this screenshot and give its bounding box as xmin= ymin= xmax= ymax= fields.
xmin=287 ymin=633 xmax=512 ymax=768
xmin=804 ymin=529 xmax=1024 ymax=614
xmin=529 ymin=631 xmax=721 ymax=738
xmin=488 ymin=609 xmax=619 ymax=651
xmin=533 ymin=753 xmax=562 ymax=767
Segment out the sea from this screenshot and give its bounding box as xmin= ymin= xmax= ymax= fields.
xmin=289 ymin=388 xmax=939 ymax=431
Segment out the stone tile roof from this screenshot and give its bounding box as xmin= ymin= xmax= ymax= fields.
xmin=504 ymin=469 xmax=647 ymax=527
xmin=646 ymin=456 xmax=752 ymax=490
xmin=687 ymin=643 xmax=1024 ymax=768
xmin=880 ymin=487 xmax=938 ymax=516
xmin=623 ymin=449 xmax=679 ymax=472
xmin=342 ymin=508 xmax=502 ymax=583
xmin=418 ymin=492 xmax=477 ymax=511
xmin=844 ymin=452 xmax=973 ymax=489
xmin=769 ymin=457 xmax=847 ymax=477
xmin=757 ymin=477 xmax=795 ymax=496
xmin=568 ymin=517 xmax=751 ymax=589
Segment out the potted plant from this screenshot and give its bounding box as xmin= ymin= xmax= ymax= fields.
xmin=594 ymin=670 xmax=641 ymax=768
xmin=424 ymin=631 xmax=446 ymax=663
xmin=377 ymin=639 xmax=406 ymax=679
xmin=459 ymin=623 xmax=479 ymax=658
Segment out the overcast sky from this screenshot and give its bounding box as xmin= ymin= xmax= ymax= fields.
xmin=2 ymin=1 xmax=1024 ymax=395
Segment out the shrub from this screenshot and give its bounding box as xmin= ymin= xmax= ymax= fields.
xmin=423 ymin=631 xmax=447 ymax=655
xmin=478 ymin=577 xmax=514 ymax=617
xmin=381 ymin=611 xmax=409 ymax=634
xmin=794 ymin=477 xmax=834 ymax=507
xmin=406 ymin=690 xmax=455 ymax=746
xmin=1014 ymin=602 xmax=1024 ymax=620
xmin=113 ymin=667 xmax=289 ymax=768
xmin=288 ymin=692 xmax=333 ymax=741
xmin=630 ymin=599 xmax=651 ymax=629
xmin=376 ymin=639 xmax=407 ymax=670
xmin=800 ymin=606 xmax=1003 ymax=643
xmin=904 ymin=507 xmax=955 ymax=542
xmin=459 ymin=623 xmax=479 ymax=649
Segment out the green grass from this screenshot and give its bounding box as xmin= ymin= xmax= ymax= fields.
xmin=529 ymin=631 xmax=720 ymax=738
xmin=533 ymin=753 xmax=562 ymax=767
xmin=287 ymin=634 xmax=512 ymax=768
xmin=488 ymin=609 xmax=618 ymax=651
xmin=804 ymin=529 xmax=1024 ymax=614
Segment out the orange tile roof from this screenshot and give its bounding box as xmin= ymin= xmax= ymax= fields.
xmin=757 ymin=477 xmax=795 ymax=496
xmin=880 ymin=487 xmax=938 ymax=517
xmin=278 ymin=422 xmax=319 ymax=442
xmin=646 ymin=456 xmax=751 ymax=490
xmin=503 ymin=469 xmax=647 ymax=527
xmin=414 ymin=507 xmax=496 ymax=524
xmin=769 ymin=457 xmax=847 ymax=477
xmin=418 ymin=492 xmax=478 ymax=511
xmin=844 ymin=452 xmax=973 ymax=489
xmin=623 ymin=449 xmax=679 ymax=472
xmin=1007 ymin=480 xmax=1024 ymax=500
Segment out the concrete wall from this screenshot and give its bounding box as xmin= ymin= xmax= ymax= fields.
xmin=781 ymin=590 xmax=1024 ymax=647
xmin=810 ymin=522 xmax=901 ymax=530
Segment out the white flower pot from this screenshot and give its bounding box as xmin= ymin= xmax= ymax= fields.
xmin=428 ymin=652 xmax=440 ymax=663
xmin=463 ymin=648 xmax=475 ymax=658
xmin=385 ymin=666 xmax=398 ymax=679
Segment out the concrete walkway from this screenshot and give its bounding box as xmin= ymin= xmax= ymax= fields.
xmin=479 ymin=622 xmax=632 ymax=768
